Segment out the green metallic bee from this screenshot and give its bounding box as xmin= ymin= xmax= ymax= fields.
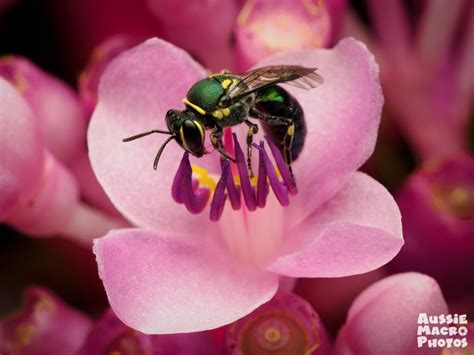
xmin=123 ymin=65 xmax=323 ymax=184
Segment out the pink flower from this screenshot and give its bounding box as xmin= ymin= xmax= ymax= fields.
xmin=389 ymin=155 xmax=474 ymax=301
xmin=0 ymin=55 xmax=86 ymax=165
xmin=0 ymin=287 xmax=92 ymax=355
xmin=226 ymin=292 xmax=330 ymax=354
xmin=344 ymin=0 xmax=474 ymax=159
xmin=0 ymin=77 xmax=121 ymax=242
xmin=234 ymin=0 xmax=332 ymax=70
xmin=0 ymin=286 xmax=215 ymax=355
xmin=88 ymin=37 xmax=403 ymax=333
xmin=334 ymin=272 xmax=449 ymax=355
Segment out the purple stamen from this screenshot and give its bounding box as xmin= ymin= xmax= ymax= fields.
xmin=265 ymin=137 xmax=298 ymax=195
xmin=210 ymin=162 xmax=229 ymax=221
xmin=173 ymin=152 xmax=208 ymax=214
xmin=256 ymin=141 xmax=269 ymax=208
xmin=253 ymin=142 xmax=289 ymax=207
xmin=221 ymin=159 xmax=241 ymax=210
xmin=171 ymin=152 xmax=189 ymax=203
xmin=233 ymin=133 xmax=257 ymax=211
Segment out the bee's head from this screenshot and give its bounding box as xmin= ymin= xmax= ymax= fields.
xmin=166 ymin=109 xmax=206 ymax=157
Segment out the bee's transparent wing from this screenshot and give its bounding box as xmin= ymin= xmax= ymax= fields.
xmin=227 ymin=65 xmax=323 ymax=102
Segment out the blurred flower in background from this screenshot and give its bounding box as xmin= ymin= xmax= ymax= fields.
xmin=0 ymin=0 xmax=472 ymax=353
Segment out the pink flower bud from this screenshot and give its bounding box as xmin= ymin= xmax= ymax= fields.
xmin=0 ymin=55 xmax=86 ymax=164
xmin=334 ymin=272 xmax=449 ymax=355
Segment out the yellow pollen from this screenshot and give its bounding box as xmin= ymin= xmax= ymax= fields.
xmin=222 ymin=108 xmax=231 ymax=116
xmin=432 ymin=184 xmax=474 ymax=219
xmin=14 ymin=323 xmax=35 ymax=353
xmin=287 ymin=124 xmax=295 ymax=136
xmin=302 ymin=0 xmax=324 ymax=16
xmin=33 ymin=296 xmax=55 ymax=314
xmin=192 ymin=165 xmax=216 ymax=192
xmin=264 ymin=327 xmax=281 ymax=343
xmin=221 ymin=79 xmax=232 ymax=89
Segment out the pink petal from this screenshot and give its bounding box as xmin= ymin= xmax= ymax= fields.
xmin=0 ymin=78 xmax=44 ymax=219
xmin=94 ymin=229 xmax=279 ymax=334
xmin=0 ymin=56 xmax=86 ymax=164
xmin=79 ymin=35 xmax=142 ymax=117
xmin=6 ymin=152 xmax=80 ymax=236
xmin=267 ymin=172 xmax=403 ymax=277
xmin=88 ymin=38 xmax=219 ymax=237
xmin=334 ymin=272 xmax=449 ymax=355
xmin=253 ymin=38 xmax=383 ymax=226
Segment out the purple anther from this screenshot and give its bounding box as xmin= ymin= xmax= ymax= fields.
xmin=233 ymin=133 xmax=257 ymax=211
xmin=253 ymin=143 xmax=289 ymax=207
xmin=181 ymin=157 xmax=208 ymax=214
xmin=256 ymin=141 xmax=269 ymax=208
xmin=172 ymin=152 xmax=208 ymax=214
xmin=210 ymin=162 xmax=229 ymax=221
xmin=265 ymin=137 xmax=298 ymax=195
xmin=221 ymin=158 xmax=241 ymax=210
xmin=171 ymin=152 xmax=189 ymax=203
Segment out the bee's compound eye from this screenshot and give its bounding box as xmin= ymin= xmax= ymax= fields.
xmin=181 ymin=120 xmax=205 ymax=156
xmin=166 ymin=109 xmax=175 ymax=117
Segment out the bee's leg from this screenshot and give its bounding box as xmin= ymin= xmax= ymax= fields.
xmin=244 ymin=119 xmax=259 ymax=178
xmin=249 ymin=108 xmax=296 ymax=185
xmin=210 ymin=126 xmax=236 ymax=162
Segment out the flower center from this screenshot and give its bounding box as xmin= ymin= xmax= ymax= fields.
xmin=252 ymin=13 xmax=316 ymax=51
xmin=171 ymin=131 xmax=297 ymax=222
xmin=105 ymin=330 xmax=145 ymax=355
xmin=241 ymin=313 xmax=308 ymax=354
xmin=432 ymin=184 xmax=474 ymax=220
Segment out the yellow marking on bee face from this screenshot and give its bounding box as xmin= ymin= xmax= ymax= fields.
xmin=221 ymin=79 xmax=232 ymax=89
xmin=287 ymin=124 xmax=295 ymax=136
xmin=182 ymin=97 xmax=206 ymax=115
xmin=222 ymin=108 xmax=231 ymax=116
xmin=212 ymin=110 xmax=224 ymax=119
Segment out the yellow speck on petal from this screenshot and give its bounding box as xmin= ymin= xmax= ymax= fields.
xmin=14 ymin=323 xmax=35 ymax=353
xmin=33 ymin=296 xmax=55 ymax=314
xmin=192 ymin=165 xmax=217 ymax=192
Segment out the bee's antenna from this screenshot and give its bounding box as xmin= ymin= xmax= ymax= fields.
xmin=154 ymin=135 xmax=176 ymax=170
xmin=122 ymin=129 xmax=172 ymax=142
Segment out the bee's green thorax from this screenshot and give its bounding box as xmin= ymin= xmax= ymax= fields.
xmin=185 ymin=77 xmax=225 ymax=113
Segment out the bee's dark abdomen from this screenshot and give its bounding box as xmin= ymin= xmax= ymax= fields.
xmin=254 ymin=86 xmax=307 ymax=160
